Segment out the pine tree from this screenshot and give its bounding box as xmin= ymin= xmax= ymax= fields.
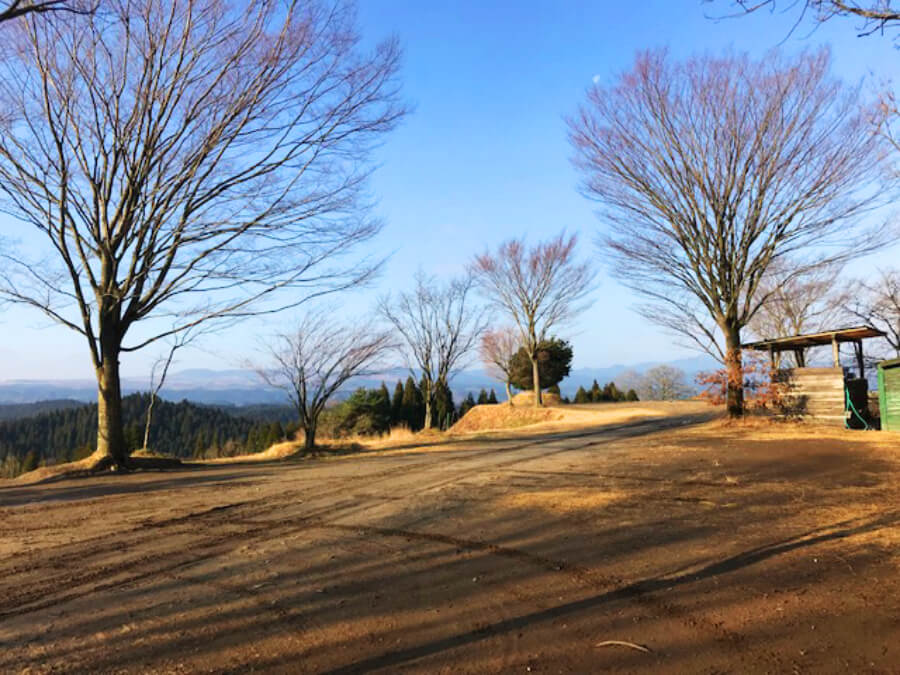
xmin=377 ymin=382 xmax=392 ymax=423
xmin=574 ymin=386 xmax=590 ymax=404
xmin=626 ymin=389 xmax=639 ymax=402
xmin=477 ymin=388 xmax=489 ymax=404
xmin=458 ymin=392 xmax=477 ymax=417
xmin=488 ymin=389 xmax=498 ymax=404
xmin=391 ymin=380 xmax=404 ymax=425
xmin=590 ymin=379 xmax=602 ymax=403
xmin=432 ymin=380 xmax=456 ymax=430
xmin=401 ymin=376 xmax=425 ymax=430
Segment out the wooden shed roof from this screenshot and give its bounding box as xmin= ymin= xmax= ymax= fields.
xmin=743 ymin=326 xmax=886 ymax=352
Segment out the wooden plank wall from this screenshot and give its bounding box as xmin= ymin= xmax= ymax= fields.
xmin=775 ymin=367 xmax=846 ymax=423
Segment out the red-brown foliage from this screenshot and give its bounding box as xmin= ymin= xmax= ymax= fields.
xmin=696 ymin=352 xmax=786 ymax=410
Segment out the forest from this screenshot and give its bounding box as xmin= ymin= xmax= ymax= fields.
xmin=0 ymin=395 xmax=291 ymax=478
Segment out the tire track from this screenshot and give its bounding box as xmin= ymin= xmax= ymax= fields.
xmin=0 ymin=415 xmax=712 ymax=627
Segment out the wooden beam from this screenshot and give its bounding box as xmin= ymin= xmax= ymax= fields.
xmin=832 ymin=335 xmax=840 ymax=368
xmin=855 ymin=340 xmax=865 ymax=379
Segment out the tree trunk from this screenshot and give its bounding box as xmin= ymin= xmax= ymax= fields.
xmin=722 ymin=322 xmax=744 ymax=418
xmin=531 ymin=357 xmax=542 ymax=407
xmin=303 ymin=423 xmax=316 ymax=452
xmin=505 ymin=380 xmax=513 ymax=406
xmin=423 ymin=396 xmax=433 ymax=430
xmin=96 ymin=333 xmax=127 ymax=467
xmin=142 ymin=393 xmax=156 ymax=451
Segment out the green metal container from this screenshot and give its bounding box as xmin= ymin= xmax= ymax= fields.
xmin=877 ymin=358 xmax=900 ymax=431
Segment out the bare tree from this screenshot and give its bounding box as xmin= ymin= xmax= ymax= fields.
xmin=716 ymin=1 xmax=900 ymax=35
xmin=640 ymin=365 xmax=692 ymax=401
xmin=480 ymin=327 xmax=520 ymax=405
xmin=842 ymin=268 xmax=900 ymax=358
xmin=141 ymin=325 xmax=207 ymax=452
xmin=257 ymin=312 xmax=393 ymax=451
xmin=0 ymin=0 xmax=405 ymax=468
xmin=380 ymin=273 xmax=484 ymax=430
xmin=748 ymin=263 xmax=843 ymax=366
xmin=471 ymin=233 xmax=594 ymax=408
xmin=0 ymin=0 xmax=90 ymax=23
xmin=569 ymin=49 xmax=887 ymax=417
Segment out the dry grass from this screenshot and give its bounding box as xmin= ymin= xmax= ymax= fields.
xmin=10 ymin=450 xmax=111 ymax=485
xmin=449 ymin=402 xmax=674 ymax=435
xmin=510 ymin=390 xmax=562 ymax=406
xmin=200 ymin=439 xmax=303 ymax=464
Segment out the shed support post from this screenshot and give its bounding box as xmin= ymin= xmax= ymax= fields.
xmin=855 ymin=340 xmax=865 ymax=379
xmin=832 ymin=336 xmax=840 ymax=369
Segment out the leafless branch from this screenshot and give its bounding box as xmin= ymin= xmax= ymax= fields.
xmin=0 ymin=0 xmax=92 ymax=23
xmin=256 ymin=310 xmax=394 ymax=450
xmin=479 ymin=326 xmax=520 ymax=404
xmin=471 ymin=231 xmax=595 ymax=407
xmin=569 ymin=48 xmax=890 ymax=415
xmin=379 ymin=272 xmax=485 ymax=429
xmin=841 ymin=268 xmax=900 ymax=359
xmin=0 ymin=0 xmax=405 ymax=465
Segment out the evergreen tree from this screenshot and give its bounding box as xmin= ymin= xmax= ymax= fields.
xmin=508 ymin=338 xmax=574 ymax=391
xmin=477 ymin=388 xmax=489 ymax=404
xmin=391 ymin=380 xmax=404 ymax=425
xmin=488 ymin=389 xmax=498 ymax=404
xmin=432 ymin=380 xmax=456 ymax=430
xmin=626 ymin=389 xmax=639 ymax=402
xmin=376 ymin=382 xmax=392 ymax=423
xmin=458 ymin=392 xmax=477 ymax=417
xmin=574 ymin=386 xmax=590 ymax=403
xmin=401 ymin=376 xmax=425 ymax=430
xmin=590 ymin=379 xmax=602 ymax=403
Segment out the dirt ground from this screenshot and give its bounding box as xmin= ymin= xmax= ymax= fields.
xmin=2 ymin=402 xmax=900 ymax=674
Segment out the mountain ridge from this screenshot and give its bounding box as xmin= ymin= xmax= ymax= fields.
xmin=0 ymin=355 xmax=717 ymax=405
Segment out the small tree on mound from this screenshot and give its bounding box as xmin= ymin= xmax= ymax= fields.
xmin=508 ymin=338 xmax=573 ymax=392
xmin=480 ymin=326 xmax=520 ymax=405
xmin=472 ymin=233 xmax=594 ymax=408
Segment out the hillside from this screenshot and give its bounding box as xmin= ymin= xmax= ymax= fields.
xmin=0 ymin=399 xmax=84 ymax=422
xmin=0 ymin=394 xmax=291 ymax=478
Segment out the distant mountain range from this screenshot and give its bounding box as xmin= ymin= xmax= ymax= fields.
xmin=0 ymin=355 xmax=717 ymax=406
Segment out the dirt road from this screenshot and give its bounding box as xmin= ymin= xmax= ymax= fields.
xmin=2 ymin=410 xmax=899 ymax=673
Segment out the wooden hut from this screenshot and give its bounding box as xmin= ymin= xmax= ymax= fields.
xmin=743 ymin=326 xmax=886 ymax=425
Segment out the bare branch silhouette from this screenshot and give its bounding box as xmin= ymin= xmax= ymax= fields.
xmin=380 ymin=273 xmax=485 ymax=430
xmin=569 ymin=49 xmax=889 ymax=416
xmin=256 ymin=311 xmax=393 ymax=451
xmin=0 ymin=0 xmax=405 ymax=467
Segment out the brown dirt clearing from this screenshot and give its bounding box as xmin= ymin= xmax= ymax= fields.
xmin=1 ymin=407 xmax=899 ymax=673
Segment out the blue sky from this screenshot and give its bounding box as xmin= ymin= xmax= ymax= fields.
xmin=1 ymin=1 xmax=898 ymax=380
